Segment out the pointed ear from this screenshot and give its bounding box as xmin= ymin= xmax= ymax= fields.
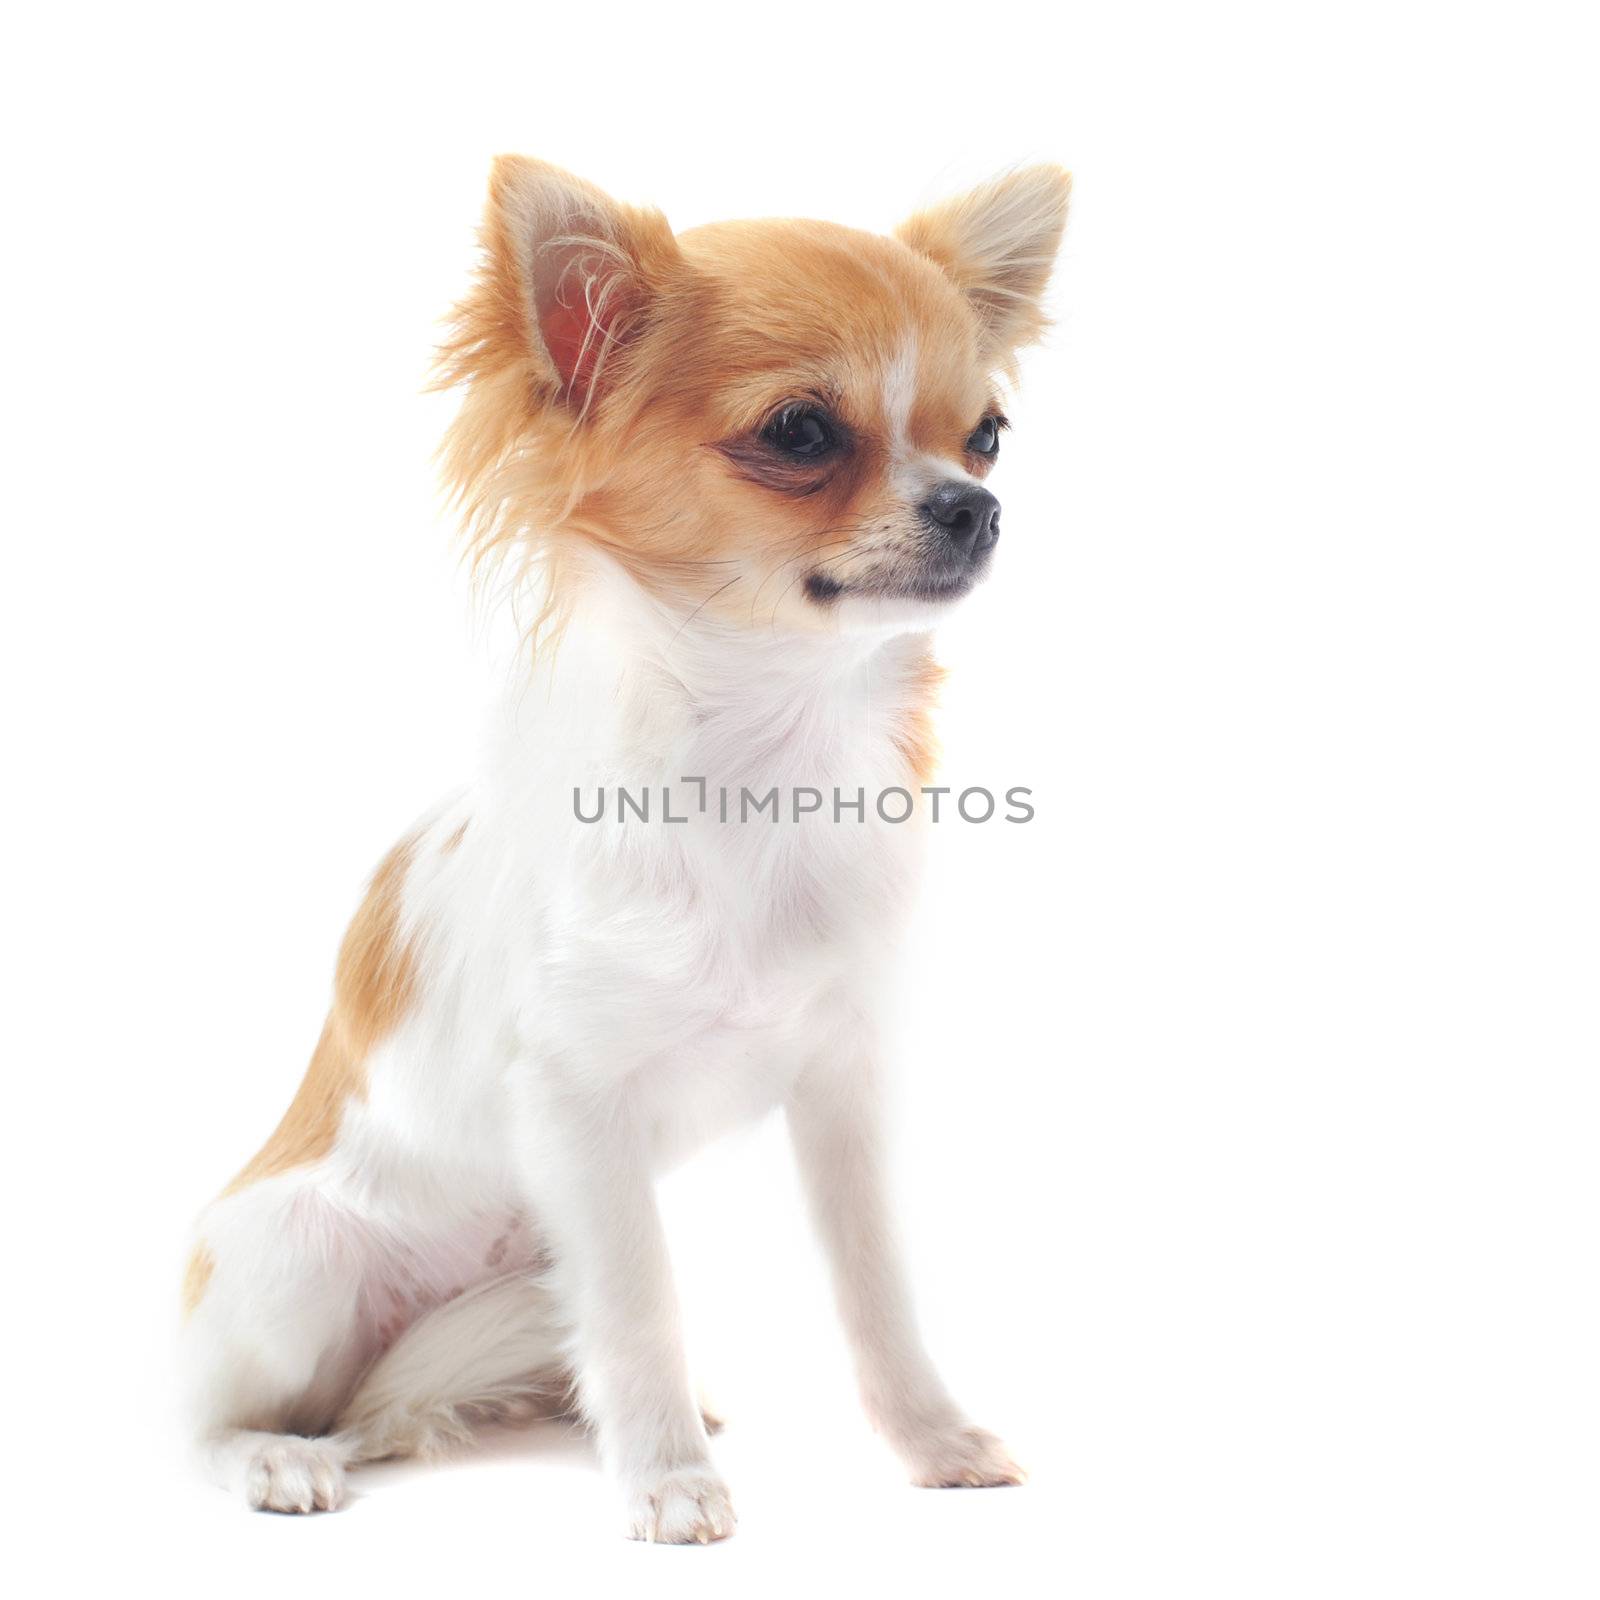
xmin=896 ymin=166 xmax=1071 ymax=363
xmin=476 ymin=156 xmax=683 ymax=410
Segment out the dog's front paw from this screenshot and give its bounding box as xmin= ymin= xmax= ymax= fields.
xmin=903 ymin=1423 xmax=1025 ymax=1488
xmin=625 ymin=1466 xmax=737 ymax=1544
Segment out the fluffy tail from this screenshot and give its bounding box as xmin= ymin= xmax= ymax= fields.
xmin=333 ymin=1272 xmax=568 ymax=1464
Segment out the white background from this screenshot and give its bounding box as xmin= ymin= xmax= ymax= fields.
xmin=4 ymin=3 xmax=1596 ymax=1596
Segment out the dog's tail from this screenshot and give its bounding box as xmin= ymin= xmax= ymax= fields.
xmin=332 ymin=1272 xmax=568 ymax=1464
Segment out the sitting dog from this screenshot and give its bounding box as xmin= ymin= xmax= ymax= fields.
xmin=181 ymin=155 xmax=1070 ymax=1541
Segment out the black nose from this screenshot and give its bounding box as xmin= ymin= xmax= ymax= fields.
xmin=921 ymin=481 xmax=1001 ymax=557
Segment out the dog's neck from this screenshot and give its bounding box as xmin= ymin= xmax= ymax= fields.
xmin=509 ymin=548 xmax=934 ymax=793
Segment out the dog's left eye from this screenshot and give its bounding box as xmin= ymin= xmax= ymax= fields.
xmin=967 ymin=415 xmax=1004 ymax=457
xmin=764 ymin=405 xmax=838 ymax=460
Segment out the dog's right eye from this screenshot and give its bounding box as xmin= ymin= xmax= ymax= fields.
xmin=763 ymin=405 xmax=837 ymax=459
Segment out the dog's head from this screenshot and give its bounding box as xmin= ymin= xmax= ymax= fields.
xmin=440 ymin=158 xmax=1069 ymax=637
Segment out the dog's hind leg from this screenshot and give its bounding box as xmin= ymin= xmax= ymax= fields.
xmin=180 ymin=1178 xmax=377 ymax=1513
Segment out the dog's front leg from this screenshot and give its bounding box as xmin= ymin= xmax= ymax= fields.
xmin=787 ymin=1056 xmax=1024 ymax=1488
xmin=517 ymin=1081 xmax=733 ymax=1543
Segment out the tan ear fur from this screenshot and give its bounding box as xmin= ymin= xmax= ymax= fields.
xmin=896 ymin=166 xmax=1071 ymax=364
xmin=439 ymin=155 xmax=684 ymax=412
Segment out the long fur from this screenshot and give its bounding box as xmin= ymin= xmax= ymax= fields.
xmin=334 ymin=1273 xmax=566 ymax=1464
xmin=180 ymin=155 xmax=1069 ymax=1542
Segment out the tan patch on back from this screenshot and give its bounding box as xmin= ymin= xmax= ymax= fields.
xmin=440 ymin=819 xmax=469 ymax=855
xmin=224 ymin=836 xmax=419 ymax=1196
xmin=181 ymin=1245 xmax=214 ymax=1317
xmin=894 ymin=645 xmax=946 ymax=786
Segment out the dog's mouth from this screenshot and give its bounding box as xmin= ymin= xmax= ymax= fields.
xmin=804 ymin=552 xmax=990 ymax=607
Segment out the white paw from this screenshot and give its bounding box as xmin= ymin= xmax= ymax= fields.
xmin=243 ymin=1436 xmax=347 ymax=1513
xmin=625 ymin=1466 xmax=737 ymax=1544
xmin=904 ymin=1423 xmax=1025 ymax=1489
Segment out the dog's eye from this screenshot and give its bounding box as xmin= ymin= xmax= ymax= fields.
xmin=967 ymin=415 xmax=1005 ymax=457
xmin=764 ymin=405 xmax=837 ymax=460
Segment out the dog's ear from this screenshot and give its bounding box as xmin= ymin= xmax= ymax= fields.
xmin=465 ymin=156 xmax=683 ymax=411
xmin=896 ymin=167 xmax=1071 ymax=365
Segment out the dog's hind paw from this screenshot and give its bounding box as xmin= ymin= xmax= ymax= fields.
xmin=240 ymin=1435 xmax=347 ymax=1513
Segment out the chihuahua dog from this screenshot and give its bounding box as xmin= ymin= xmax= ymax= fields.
xmin=181 ymin=156 xmax=1069 ymax=1541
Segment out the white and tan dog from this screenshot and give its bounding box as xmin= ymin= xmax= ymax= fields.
xmin=181 ymin=156 xmax=1069 ymax=1542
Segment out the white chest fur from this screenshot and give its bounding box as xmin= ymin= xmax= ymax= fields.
xmin=363 ymin=571 xmax=935 ymax=1184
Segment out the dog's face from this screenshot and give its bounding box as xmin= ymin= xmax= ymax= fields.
xmin=439 ymin=160 xmax=1069 ymax=636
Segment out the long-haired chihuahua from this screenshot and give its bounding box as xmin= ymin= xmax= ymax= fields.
xmin=181 ymin=156 xmax=1069 ymax=1541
